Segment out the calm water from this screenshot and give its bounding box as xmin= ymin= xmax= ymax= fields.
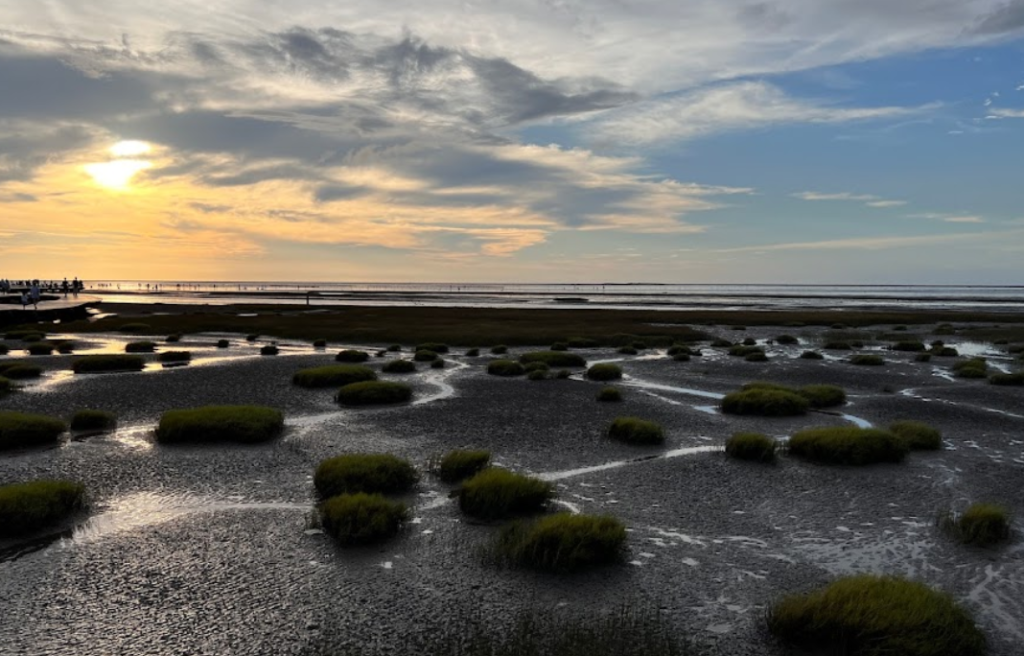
xmin=86 ymin=281 xmax=1024 ymax=313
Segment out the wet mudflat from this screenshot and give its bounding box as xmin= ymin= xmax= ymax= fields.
xmin=1 ymin=326 xmax=1022 ymax=655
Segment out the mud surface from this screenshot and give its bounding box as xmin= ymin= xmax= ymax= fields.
xmin=1 ymin=326 xmax=1022 ymax=655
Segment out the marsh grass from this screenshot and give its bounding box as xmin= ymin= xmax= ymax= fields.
xmin=607 ymin=417 xmax=664 ymax=445
xmin=387 ymin=344 xmax=402 ymax=352
xmin=933 ymin=346 xmax=959 ymax=357
xmin=0 ymin=480 xmax=85 ymax=537
xmin=727 ymin=345 xmax=764 ymax=358
xmin=416 ymin=342 xmax=449 ymax=354
xmin=889 ymin=420 xmax=942 ymax=450
xmin=25 ymin=342 xmax=55 ymax=355
xmin=72 ymin=354 xmax=145 ymax=373
xmin=465 ymin=348 xmax=480 ymax=357
xmin=523 ymin=362 xmax=550 ymax=374
xmin=710 ymin=338 xmax=733 ymax=348
xmin=775 ymin=334 xmax=799 ymax=345
xmin=155 ymin=405 xmax=284 ymax=444
xmin=555 ymin=369 xmax=572 ymax=379
xmin=458 ymin=468 xmax=554 ymax=520
xmin=319 ymin=493 xmax=408 ymax=546
xmin=767 ymin=575 xmax=986 ymax=656
xmin=430 ymin=358 xmax=446 ymax=369
xmin=721 ymin=387 xmax=809 ymax=416
xmin=850 ymin=354 xmax=885 ymax=366
xmin=158 ymin=350 xmax=191 ymax=363
xmin=335 ymin=349 xmax=370 ymax=363
xmin=891 ymin=341 xmax=926 ymax=352
xmin=953 ymin=358 xmax=988 ymax=378
xmin=382 ymin=359 xmax=417 ymax=374
xmin=70 ymin=410 xmax=117 ymax=432
xmin=744 ymin=351 xmax=768 ymax=362
xmin=0 ymin=363 xmax=43 ymax=379
xmin=989 ymin=371 xmax=1024 ymax=386
xmin=125 ymin=341 xmax=157 ymax=353
xmin=788 ymin=426 xmax=908 ymax=465
xmin=414 ymin=349 xmax=439 ymax=362
xmin=486 ymin=513 xmax=627 ymax=571
xmin=597 ymin=386 xmax=622 ymax=402
xmin=520 ymin=351 xmax=587 ymax=368
xmin=313 ymin=338 xmax=328 ymax=347
xmin=550 ymin=342 xmax=569 ymax=351
xmin=293 ymin=365 xmax=376 ymax=388
xmin=617 ymin=346 xmax=638 ymax=355
xmin=260 ymin=344 xmax=279 ymax=356
xmin=587 ymin=363 xmax=623 ymax=381
xmin=527 ymin=369 xmax=547 ymax=380
xmin=336 ymin=381 xmax=413 ymax=406
xmin=0 ymin=344 xmax=8 ymax=355
xmin=0 ymin=376 xmax=10 ymax=397
xmin=488 ymin=360 xmax=526 ymax=377
xmin=725 ymin=432 xmax=778 ymax=463
xmin=0 ymin=411 xmax=67 ymax=450
xmin=437 ymin=449 xmax=491 ymax=483
xmin=939 ymin=503 xmax=1011 ymax=547
xmin=314 ymin=453 xmax=418 ymax=497
xmin=216 ymin=339 xmax=230 ymax=348
xmin=800 ymin=350 xmax=824 ymax=360
xmin=823 ymin=341 xmax=852 ymax=350
xmin=165 ymin=334 xmax=182 ymax=343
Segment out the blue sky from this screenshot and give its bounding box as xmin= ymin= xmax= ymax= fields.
xmin=1 ymin=1 xmax=1023 ymax=283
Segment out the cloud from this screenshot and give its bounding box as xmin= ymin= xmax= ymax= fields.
xmin=908 ymin=212 xmax=985 ymax=223
xmin=969 ymin=0 xmax=1024 ymax=34
xmin=585 ymin=81 xmax=926 ymax=146
xmin=986 ymin=108 xmax=1024 ymax=118
xmin=793 ymin=191 xmax=906 ymax=208
xmin=717 ymin=229 xmax=1019 ymax=253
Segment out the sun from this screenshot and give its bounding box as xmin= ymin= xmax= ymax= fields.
xmin=85 ymin=140 xmax=154 ymax=190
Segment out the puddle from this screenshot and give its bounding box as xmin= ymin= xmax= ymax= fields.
xmin=620 ymin=378 xmax=725 ymax=400
xmin=412 ymin=359 xmax=468 ymax=406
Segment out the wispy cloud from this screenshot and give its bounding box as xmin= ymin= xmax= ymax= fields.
xmin=986 ymin=108 xmax=1024 ymax=118
xmin=793 ymin=191 xmax=906 ymax=208
xmin=717 ymin=229 xmax=1019 ymax=253
xmin=909 ymin=212 xmax=986 ymax=224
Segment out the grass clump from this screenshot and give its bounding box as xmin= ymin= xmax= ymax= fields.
xmin=387 ymin=344 xmax=402 ymax=352
xmin=458 ymin=468 xmax=554 ymax=520
xmin=165 ymin=334 xmax=182 ymax=343
xmin=26 ymin=342 xmax=55 ymax=355
xmin=527 ymin=369 xmax=547 ymax=381
xmin=953 ymin=358 xmax=988 ymax=378
xmin=416 ymin=342 xmax=449 ymax=354
xmin=260 ymin=344 xmax=279 ymax=356
xmin=70 ymin=410 xmax=117 ymax=432
xmin=0 ymin=344 xmax=7 ymax=355
xmin=155 ymin=405 xmax=284 ymax=444
xmin=487 ymin=514 xmax=626 ymax=571
xmin=725 ymin=432 xmax=778 ymax=463
xmin=933 ymin=346 xmax=959 ymax=357
xmin=916 ymin=353 xmax=933 ymax=362
xmin=767 ymin=574 xmax=986 ymax=656
xmin=850 ymin=354 xmax=885 ymax=366
xmin=742 ymin=337 xmax=757 ymax=346
xmin=335 ymin=349 xmax=370 ymax=363
xmin=823 ymin=341 xmax=851 ymax=350
xmin=789 ymin=426 xmax=908 ymax=465
xmin=0 ymin=376 xmax=10 ymax=397
xmin=315 ymin=453 xmax=418 ymax=497
xmin=0 ymin=411 xmax=67 ymax=450
xmin=520 ymin=351 xmax=587 ymax=368
xmin=125 ymin=340 xmax=157 ymax=353
xmin=740 ymin=382 xmax=845 ymax=408
xmin=118 ymin=323 xmax=151 ymax=333
xmin=312 ymin=338 xmax=327 ymax=348
xmin=891 ymin=341 xmax=926 ymax=352
xmin=775 ymin=334 xmax=799 ymax=345
xmin=465 ymin=348 xmax=480 ymax=357
xmin=0 ymin=480 xmax=85 ymax=537
xmin=607 ymin=417 xmax=664 ymax=445
xmin=158 ymin=350 xmax=191 ymax=363
xmin=617 ymin=346 xmax=638 ymax=355
xmin=488 ymin=359 xmax=526 ymax=377
xmin=728 ymin=345 xmax=763 ymax=357
xmin=800 ymin=350 xmax=824 ymax=360
xmin=745 ymin=351 xmax=768 ymax=362
xmin=382 ymin=359 xmax=416 ymax=374
xmin=336 ymin=381 xmax=413 ymax=406
xmin=889 ymin=420 xmax=942 ymax=450
xmin=597 ymin=386 xmax=622 ymax=402
xmin=721 ymin=388 xmax=809 ymax=417
xmin=293 ymin=365 xmax=376 ymax=388
xmin=710 ymin=338 xmax=733 ymax=348
xmin=524 ymin=361 xmax=550 ymax=374
xmin=940 ymin=503 xmax=1011 ymax=547
xmin=587 ymin=363 xmax=623 ymax=381
xmin=555 ymin=369 xmax=571 ymax=379
xmin=990 ymin=371 xmax=1024 ymax=386
xmin=0 ymin=363 xmax=43 ymax=379
xmin=246 ymin=334 xmax=259 ymax=342
xmin=437 ymin=449 xmax=491 ymax=483
xmin=490 ymin=345 xmax=508 ymax=355
xmin=550 ymin=342 xmax=569 ymax=351
xmin=319 ymin=493 xmax=408 ymax=546
xmin=216 ymin=339 xmax=230 ymax=348
xmin=414 ymin=349 xmax=439 ymax=362
xmin=430 ymin=358 xmax=446 ymax=369
xmin=567 ymin=337 xmax=599 ymax=348
xmin=72 ymin=354 xmax=145 ymax=373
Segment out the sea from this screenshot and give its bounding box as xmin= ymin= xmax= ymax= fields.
xmin=84 ymin=281 xmax=1024 ymax=314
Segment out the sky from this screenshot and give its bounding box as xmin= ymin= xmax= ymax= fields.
xmin=1 ymin=1 xmax=1023 ymax=284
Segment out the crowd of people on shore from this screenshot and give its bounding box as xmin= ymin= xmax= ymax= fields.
xmin=1 ymin=277 xmax=86 ymax=309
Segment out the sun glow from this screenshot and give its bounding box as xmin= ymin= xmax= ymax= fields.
xmin=85 ymin=159 xmax=153 ymax=189
xmin=110 ymin=140 xmax=152 ymax=157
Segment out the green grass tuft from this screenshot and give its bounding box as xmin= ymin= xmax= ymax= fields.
xmin=315 ymin=453 xmax=418 ymax=497
xmin=490 ymin=345 xmax=508 ymax=354
xmin=775 ymin=334 xmax=799 ymax=345
xmin=567 ymin=337 xmax=599 ymax=348
xmin=889 ymin=420 xmax=942 ymax=450
xmin=725 ymin=432 xmax=778 ymax=462
xmin=465 ymin=348 xmax=480 ymax=357
xmin=0 ymin=376 xmax=10 ymax=397
xmin=437 ymin=449 xmax=491 ymax=483
xmin=293 ymin=365 xmax=377 ymax=388
xmin=319 ymin=493 xmax=408 ymax=546
xmin=587 ymin=363 xmax=622 ymax=381
xmin=597 ymin=386 xmax=622 ymax=402
xmin=940 ymin=503 xmax=1011 ymax=547
xmin=216 ymin=339 xmax=230 ymax=348
xmin=520 ymin=351 xmax=587 ymax=368
xmin=335 ymin=349 xmax=370 ymax=363
xmin=850 ymin=354 xmax=885 ymax=366
xmin=721 ymin=387 xmax=809 ymax=416
xmin=767 ymin=574 xmax=986 ymax=656
xmin=387 ymin=344 xmax=402 ymax=352
xmin=989 ymin=371 xmax=1024 ymax=386
xmin=458 ymin=468 xmax=554 ymax=520
xmin=607 ymin=417 xmax=665 ymax=445
xmin=488 ymin=359 xmax=526 ymax=377
xmin=728 ymin=345 xmax=764 ymax=357
xmin=125 ymin=340 xmax=157 ymax=353
xmin=891 ymin=341 xmax=926 ymax=352
xmin=155 ymin=405 xmax=284 ymax=444
xmin=524 ymin=361 xmax=550 ymax=374
xmin=0 ymin=363 xmax=43 ymax=379
xmin=487 ymin=513 xmax=626 ymax=571
xmin=70 ymin=410 xmax=117 ymax=432
xmin=0 ymin=480 xmax=85 ymax=538
xmin=414 ymin=349 xmax=439 ymax=362
xmin=710 ymin=338 xmax=733 ymax=348
xmin=72 ymin=354 xmax=145 ymax=373
xmin=416 ymin=342 xmax=449 ymax=354
xmin=744 ymin=351 xmax=768 ymax=362
xmin=527 ymin=369 xmax=547 ymax=380
xmin=313 ymin=338 xmax=327 ymax=347
xmin=550 ymin=342 xmax=569 ymax=351
xmin=158 ymin=350 xmax=191 ymax=363
xmin=0 ymin=411 xmax=67 ymax=450
xmin=789 ymin=426 xmax=908 ymax=465
xmin=336 ymin=381 xmax=413 ymax=406
xmin=823 ymin=341 xmax=851 ymax=350
xmin=26 ymin=342 xmax=55 ymax=355
xmin=617 ymin=346 xmax=638 ymax=355
xmin=933 ymin=346 xmax=959 ymax=357
xmin=260 ymin=344 xmax=279 ymax=356
xmin=382 ymin=358 xmax=417 ymax=373
xmin=953 ymin=358 xmax=988 ymax=378
xmin=165 ymin=334 xmax=182 ymax=343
